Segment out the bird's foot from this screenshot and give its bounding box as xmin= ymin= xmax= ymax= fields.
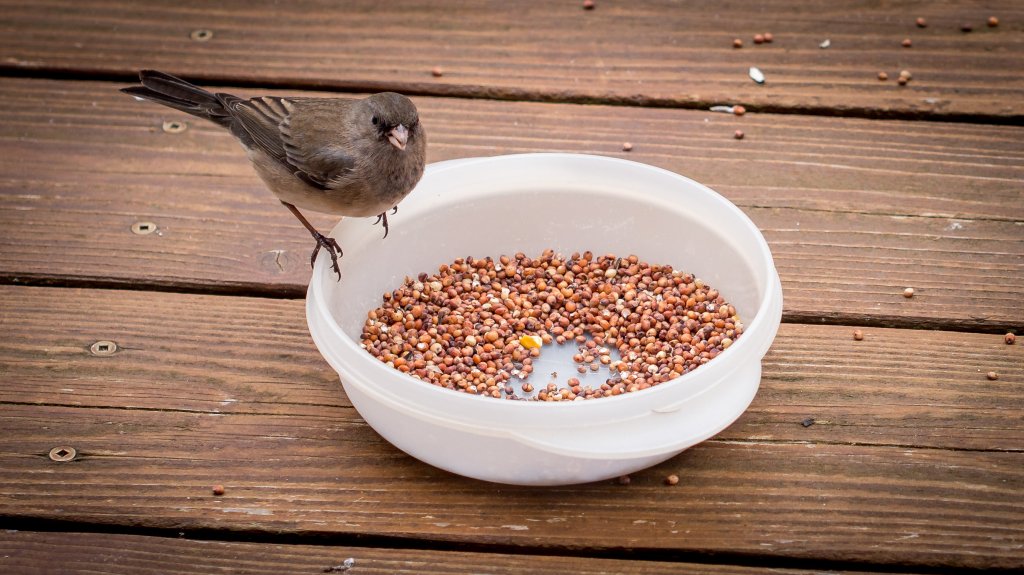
xmin=310 ymin=231 xmax=343 ymax=280
xmin=373 ymin=210 xmax=393 ymax=239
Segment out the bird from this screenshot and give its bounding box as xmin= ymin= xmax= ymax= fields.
xmin=120 ymin=70 xmax=426 ymax=279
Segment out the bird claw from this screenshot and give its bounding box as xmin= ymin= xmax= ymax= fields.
xmin=374 ymin=209 xmax=394 ymax=239
xmin=310 ymin=231 xmax=343 ymax=280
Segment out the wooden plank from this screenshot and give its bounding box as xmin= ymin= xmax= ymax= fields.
xmin=0 ymin=1 xmax=1022 ymax=121
xmin=0 ymin=532 xmax=907 ymax=575
xmin=1 ymin=285 xmax=1021 ymax=570
xmin=1 ymin=78 xmax=1022 ymax=329
xmin=0 ymin=285 xmax=1019 ymax=452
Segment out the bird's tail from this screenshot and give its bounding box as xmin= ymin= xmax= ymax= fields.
xmin=120 ymin=70 xmax=234 ymax=128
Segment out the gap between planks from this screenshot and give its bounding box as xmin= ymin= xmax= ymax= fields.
xmin=1 ymin=66 xmax=1022 ymax=127
xmin=0 ymin=523 xmax=1004 ymax=575
xmin=0 ymin=274 xmax=1015 ymax=335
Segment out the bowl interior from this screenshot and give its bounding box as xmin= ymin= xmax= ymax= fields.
xmin=323 ymin=154 xmax=773 ymax=350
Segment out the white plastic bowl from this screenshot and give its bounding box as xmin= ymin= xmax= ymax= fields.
xmin=307 ymin=153 xmax=782 ymax=485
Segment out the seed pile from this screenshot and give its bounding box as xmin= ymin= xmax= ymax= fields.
xmin=360 ymin=251 xmax=743 ymax=401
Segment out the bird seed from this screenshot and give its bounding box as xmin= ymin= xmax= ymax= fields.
xmin=361 ymin=251 xmax=744 ymax=401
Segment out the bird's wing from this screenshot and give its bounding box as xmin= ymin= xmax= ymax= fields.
xmin=278 ymin=98 xmax=361 ymax=189
xmin=224 ymin=96 xmax=356 ymax=190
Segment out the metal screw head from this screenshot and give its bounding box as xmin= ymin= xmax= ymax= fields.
xmin=162 ymin=120 xmax=187 ymax=134
xmin=131 ymin=221 xmax=157 ymax=235
xmin=49 ymin=446 xmax=77 ymax=462
xmin=90 ymin=340 xmax=118 ymax=356
xmin=190 ymin=29 xmax=213 ymax=41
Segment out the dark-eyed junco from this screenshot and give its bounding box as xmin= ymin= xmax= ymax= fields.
xmin=121 ymin=70 xmax=426 ymax=278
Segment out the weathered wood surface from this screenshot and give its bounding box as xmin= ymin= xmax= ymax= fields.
xmin=1 ymin=285 xmax=1019 ymax=452
xmin=1 ymin=1 xmax=1022 ymax=121
xmin=1 ymin=285 xmax=1020 ymax=570
xmin=1 ymin=78 xmax=1021 ymax=330
xmin=0 ymin=532 xmax=914 ymax=575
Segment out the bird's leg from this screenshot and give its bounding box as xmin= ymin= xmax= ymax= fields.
xmin=281 ymin=201 xmax=342 ymax=280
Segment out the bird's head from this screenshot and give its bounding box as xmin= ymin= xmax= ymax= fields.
xmin=365 ymin=92 xmax=421 ymax=152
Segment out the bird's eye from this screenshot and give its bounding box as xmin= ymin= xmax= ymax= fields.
xmin=371 ymin=115 xmax=379 ymax=125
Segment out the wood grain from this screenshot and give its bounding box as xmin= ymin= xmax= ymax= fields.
xmin=1 ymin=285 xmax=1021 ymax=570
xmin=0 ymin=531 xmax=911 ymax=575
xmin=0 ymin=285 xmax=1020 ymax=452
xmin=0 ymin=1 xmax=1022 ymax=121
xmin=1 ymin=78 xmax=1021 ymax=329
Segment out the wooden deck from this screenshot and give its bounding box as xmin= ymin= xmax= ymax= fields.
xmin=1 ymin=2 xmax=1021 ymax=573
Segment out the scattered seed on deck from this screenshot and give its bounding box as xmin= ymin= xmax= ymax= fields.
xmin=733 ymin=105 xmax=746 ymax=116
xmin=733 ymin=38 xmax=743 ymax=48
xmin=853 ymin=329 xmax=864 ymax=341
xmin=916 ymin=17 xmax=927 ymax=28
xmin=819 ymin=39 xmax=831 ymax=49
xmin=961 ymin=23 xmax=973 ymax=33
xmin=903 ymin=287 xmax=915 ymax=298
xmin=986 ymin=372 xmax=998 ymax=381
xmin=734 ymin=130 xmax=745 ymax=140
xmin=878 ymin=72 xmax=888 ymax=81
xmin=1006 ymin=333 xmax=1016 ymax=345
xmin=753 ymin=34 xmax=764 ymax=44
xmin=431 ymin=66 xmax=444 ymax=77
xmin=801 ymin=417 xmax=816 ymax=427
xmin=622 ymin=142 xmax=633 ymax=151
xmin=664 ymin=474 xmax=680 ymax=485
xmin=617 ymin=475 xmax=632 ymax=485
xmin=898 ymin=77 xmax=908 ymax=86
xmin=322 ymin=558 xmax=355 ymax=573
xmin=763 ymin=32 xmax=773 ymax=43
xmin=212 ymin=485 xmax=225 ymax=496
xmin=749 ymin=67 xmax=765 ymax=84
xmin=987 ymin=16 xmax=999 ymax=27
xmin=582 ymin=0 xmax=595 ymax=10
xmin=901 ymin=38 xmax=912 ymax=48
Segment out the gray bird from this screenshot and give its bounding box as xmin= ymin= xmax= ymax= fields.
xmin=121 ymin=70 xmax=426 ymax=278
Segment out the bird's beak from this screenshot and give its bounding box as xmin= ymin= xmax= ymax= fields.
xmin=387 ymin=124 xmax=409 ymax=151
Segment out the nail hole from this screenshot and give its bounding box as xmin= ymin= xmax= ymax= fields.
xmin=162 ymin=120 xmax=187 ymax=134
xmin=131 ymin=221 xmax=157 ymax=235
xmin=190 ymin=29 xmax=213 ymax=42
xmin=90 ymin=340 xmax=118 ymax=356
xmin=49 ymin=446 xmax=77 ymax=462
